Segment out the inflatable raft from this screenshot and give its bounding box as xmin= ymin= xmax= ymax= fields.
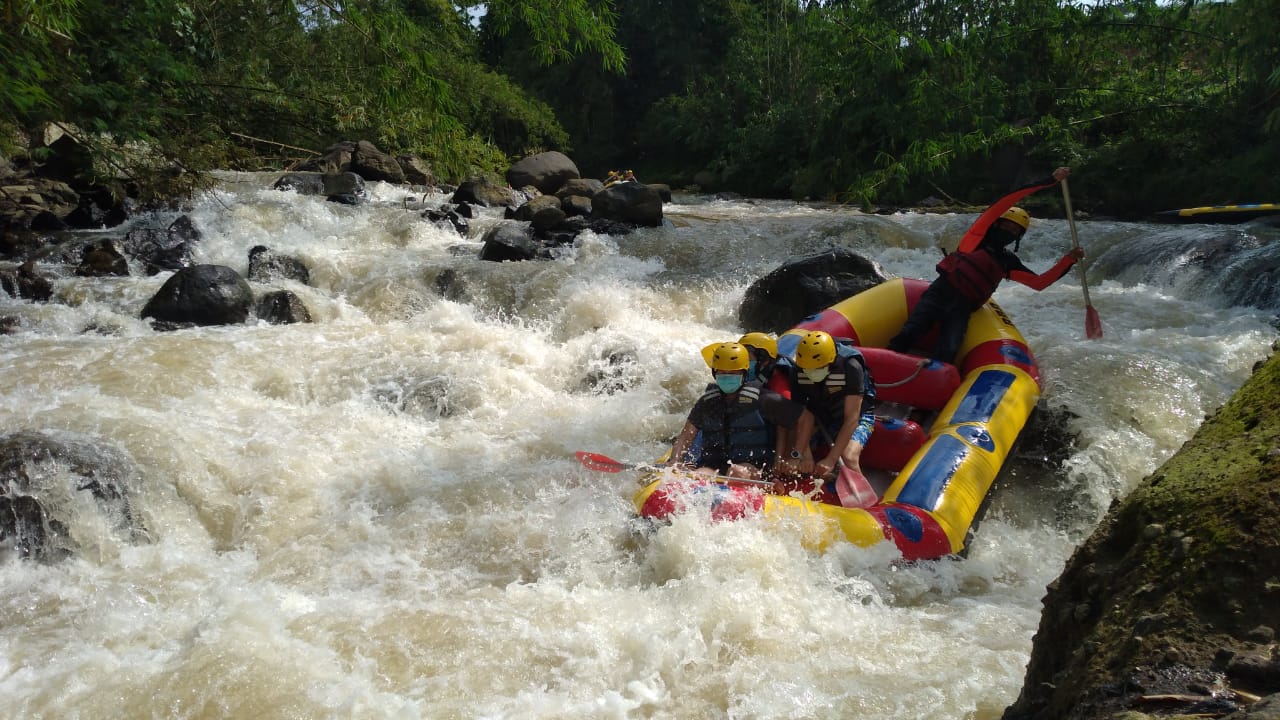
xmin=1154 ymin=203 xmax=1280 ymax=224
xmin=633 ymin=278 xmax=1042 ymax=560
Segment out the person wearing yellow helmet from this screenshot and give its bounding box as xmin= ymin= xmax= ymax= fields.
xmin=737 ymin=331 xmax=779 ymax=383
xmin=887 ymin=166 xmax=1085 ymax=363
xmin=784 ymin=330 xmax=876 ymax=484
xmin=667 ymin=341 xmax=812 ymax=480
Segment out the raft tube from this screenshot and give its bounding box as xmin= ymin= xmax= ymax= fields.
xmin=1154 ymin=203 xmax=1280 ymax=224
xmin=633 ymin=278 xmax=1042 ymax=560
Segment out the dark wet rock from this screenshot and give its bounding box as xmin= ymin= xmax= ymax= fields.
xmin=513 ymin=195 xmax=567 ymax=232
xmin=0 ymin=316 xmax=18 ymax=334
xmin=350 ymin=140 xmax=405 ymax=184
xmin=433 ymin=268 xmax=466 ymax=301
xmin=63 ymin=189 xmax=128 ymax=230
xmin=478 ymin=222 xmax=540 ymax=262
xmin=1003 ymin=348 xmax=1280 ymax=719
xmin=372 ymin=375 xmax=455 ymax=418
xmin=555 ymin=178 xmax=604 ymax=200
xmin=29 ymin=210 xmax=66 ymax=231
xmin=0 ymin=261 xmax=54 ymax=301
xmin=397 ymin=154 xmax=435 ymax=186
xmin=255 ymin=290 xmax=312 ymax=324
xmin=580 ymin=348 xmax=642 ymax=395
xmin=591 ymin=183 xmax=663 ymax=227
xmin=273 ymin=171 xmax=367 ymax=204
xmin=647 ymin=183 xmax=673 ymax=203
xmin=76 ymin=238 xmax=130 ymax=277
xmin=451 ymin=178 xmax=516 ymax=209
xmin=296 ymin=140 xmax=404 ymax=184
xmin=141 ymin=264 xmax=253 ymax=326
xmin=0 ymin=429 xmax=148 ymax=561
xmin=119 ymin=214 xmax=203 ymax=276
xmin=506 ymin=151 xmax=579 ymax=195
xmin=247 ymin=245 xmax=309 ymax=284
xmin=738 ymin=249 xmax=889 ymax=333
xmin=422 ymin=206 xmax=470 ymax=236
xmin=562 ymin=195 xmax=592 ymax=217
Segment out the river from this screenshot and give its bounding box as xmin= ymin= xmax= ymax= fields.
xmin=0 ymin=173 xmax=1275 ymax=718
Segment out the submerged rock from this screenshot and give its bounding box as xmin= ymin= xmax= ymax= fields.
xmin=0 ymin=429 xmax=148 ymax=560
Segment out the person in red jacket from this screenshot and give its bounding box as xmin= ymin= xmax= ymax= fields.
xmin=888 ymin=166 xmax=1085 ymax=363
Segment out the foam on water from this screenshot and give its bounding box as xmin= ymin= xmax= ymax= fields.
xmin=0 ymin=177 xmax=1274 ymax=718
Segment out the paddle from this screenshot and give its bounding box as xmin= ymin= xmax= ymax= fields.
xmin=1061 ymin=178 xmax=1103 ymax=339
xmin=813 ymin=425 xmax=878 ymax=509
xmin=574 ymin=451 xmax=776 ymax=489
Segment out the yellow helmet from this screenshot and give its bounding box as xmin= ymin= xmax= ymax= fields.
xmin=793 ymin=331 xmax=836 ymax=369
xmin=999 ymin=206 xmax=1031 ymax=232
xmin=701 ymin=342 xmax=750 ymax=372
xmin=737 ymin=332 xmax=777 ymax=359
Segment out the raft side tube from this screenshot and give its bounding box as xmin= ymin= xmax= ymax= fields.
xmin=882 ymin=364 xmax=1041 ymax=553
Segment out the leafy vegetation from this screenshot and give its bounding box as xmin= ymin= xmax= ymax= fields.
xmin=485 ymin=0 xmax=1280 ymax=216
xmin=2 ymin=0 xmax=1277 ymax=215
xmin=0 ymin=0 xmax=620 ymax=197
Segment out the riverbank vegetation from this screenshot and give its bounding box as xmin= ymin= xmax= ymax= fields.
xmin=3 ymin=0 xmax=1278 ymax=215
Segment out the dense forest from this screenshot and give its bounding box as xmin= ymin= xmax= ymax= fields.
xmin=3 ymin=0 xmax=1278 ymax=216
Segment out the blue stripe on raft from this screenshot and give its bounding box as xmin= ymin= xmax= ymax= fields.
xmin=956 ymin=425 xmax=995 ymax=452
xmin=897 ymin=434 xmax=968 ymax=508
xmin=885 ymin=507 xmax=924 ymax=543
xmin=1000 ymin=345 xmax=1033 ymax=367
xmin=950 ymin=370 xmax=1015 ymax=424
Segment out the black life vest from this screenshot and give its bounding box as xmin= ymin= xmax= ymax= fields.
xmin=697 ymin=382 xmax=775 ymax=467
xmin=790 ymin=343 xmax=876 ymax=428
xmin=937 ymin=248 xmax=1006 ymax=306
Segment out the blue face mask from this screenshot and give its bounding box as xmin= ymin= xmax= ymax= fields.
xmin=715 ymin=373 xmax=745 ymax=394
xmin=745 ymin=360 xmax=758 ymax=382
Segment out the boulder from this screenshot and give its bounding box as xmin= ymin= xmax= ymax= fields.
xmin=737 ymin=249 xmax=889 ymax=333
xmin=1003 ymin=348 xmax=1280 ymax=719
xmin=247 ymin=245 xmax=310 ymax=284
xmin=478 ymin=222 xmax=540 ymax=262
xmin=0 ymin=429 xmax=147 ymax=560
xmin=555 ymin=178 xmax=604 ymax=200
xmin=141 ymin=264 xmax=253 ymax=326
xmin=273 ymin=171 xmax=367 ymax=204
xmin=121 ymin=214 xmax=201 ymax=275
xmin=506 ymin=151 xmax=580 ymax=195
xmin=75 ymin=239 xmax=130 ymax=277
xmin=350 ymin=140 xmax=405 ymax=184
xmin=451 ymin=178 xmax=516 ymax=209
xmin=0 ymin=261 xmax=53 ymax=301
xmin=256 ymin=290 xmax=312 ymax=324
xmin=591 ymin=182 xmax=664 ymax=227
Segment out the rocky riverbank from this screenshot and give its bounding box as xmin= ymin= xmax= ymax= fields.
xmin=1004 ymin=347 xmax=1280 ymax=719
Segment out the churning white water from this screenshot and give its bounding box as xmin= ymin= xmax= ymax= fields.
xmin=0 ymin=173 xmax=1275 ymax=719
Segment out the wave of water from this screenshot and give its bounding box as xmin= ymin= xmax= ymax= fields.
xmin=0 ymin=175 xmax=1274 ymax=718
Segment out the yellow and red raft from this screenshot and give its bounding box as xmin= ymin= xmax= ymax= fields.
xmin=633 ymin=278 xmax=1042 ymax=560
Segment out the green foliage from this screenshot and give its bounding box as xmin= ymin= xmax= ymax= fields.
xmin=482 ymin=0 xmax=1279 ymax=212
xmin=0 ymin=0 xmax=621 ymax=196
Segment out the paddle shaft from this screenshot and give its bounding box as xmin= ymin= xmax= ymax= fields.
xmin=1061 ymin=179 xmax=1093 ymax=306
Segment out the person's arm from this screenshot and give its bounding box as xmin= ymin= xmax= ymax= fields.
xmin=667 ymin=421 xmax=700 ymax=467
xmin=1009 ymin=246 xmax=1084 ymax=290
xmin=815 ymin=394 xmax=862 ymax=478
xmin=956 ymin=167 xmax=1070 ymax=254
xmin=761 ymin=393 xmax=814 ymax=473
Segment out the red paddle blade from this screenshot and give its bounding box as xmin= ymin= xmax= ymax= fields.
xmin=1085 ymin=305 xmax=1103 ymax=339
xmin=833 ymin=467 xmax=878 ymax=508
xmin=575 ymin=451 xmax=628 ymax=473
